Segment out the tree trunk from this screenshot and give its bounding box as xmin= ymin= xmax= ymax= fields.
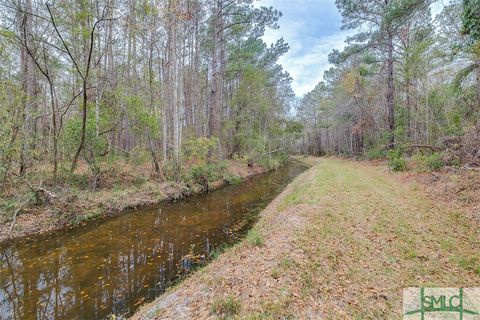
xmin=208 ymin=0 xmax=222 ymax=139
xmin=476 ymin=59 xmax=480 ymax=132
xmin=167 ymin=0 xmax=180 ymax=173
xmin=405 ymin=77 xmax=412 ymax=139
xmin=386 ymin=29 xmax=395 ymax=149
xmin=18 ymin=0 xmax=37 ymax=176
xmin=47 ymin=78 xmax=58 ymax=186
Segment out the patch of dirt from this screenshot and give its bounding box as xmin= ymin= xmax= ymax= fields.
xmin=228 ymin=161 xmax=267 ymax=178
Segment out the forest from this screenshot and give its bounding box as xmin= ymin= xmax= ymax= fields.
xmin=0 ymin=0 xmax=479 ymax=226
xmin=1 ymin=0 xmax=479 ymax=235
xmin=0 ymin=0 xmax=300 ymax=191
xmin=298 ymin=0 xmax=480 ymax=172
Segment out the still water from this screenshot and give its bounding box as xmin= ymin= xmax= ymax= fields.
xmin=0 ymin=163 xmax=307 ymax=320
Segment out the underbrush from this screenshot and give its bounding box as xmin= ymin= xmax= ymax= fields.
xmin=387 ymin=149 xmax=407 ymax=171
xmin=184 ymin=161 xmax=242 ymax=189
xmin=363 ymin=147 xmax=448 ymax=173
xmin=412 ymin=152 xmax=445 ymax=172
xmin=257 ymin=152 xmax=289 ymax=170
xmin=0 ymin=153 xmax=270 ymax=236
xmin=365 ymin=147 xmax=386 ymax=160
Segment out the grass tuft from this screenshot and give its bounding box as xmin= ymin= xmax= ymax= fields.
xmin=211 ymin=295 xmax=241 ymax=319
xmin=246 ymin=229 xmax=264 ymax=247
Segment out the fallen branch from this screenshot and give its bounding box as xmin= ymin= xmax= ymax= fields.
xmin=405 ymin=145 xmax=442 ymax=151
xmin=25 ymin=180 xmax=58 ymax=205
xmin=8 ymin=195 xmax=34 ymax=235
xmin=262 ymin=148 xmax=283 ymax=155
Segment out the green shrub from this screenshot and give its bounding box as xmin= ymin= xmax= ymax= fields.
xmin=191 ymin=165 xmax=214 ymax=185
xmin=450 ymin=158 xmax=461 ymax=167
xmin=62 ymin=117 xmax=107 ymax=161
xmin=183 ymin=137 xmax=219 ymax=162
xmin=414 ymin=152 xmax=445 ymax=172
xmin=425 ymin=152 xmax=444 ymax=171
xmin=366 ymin=148 xmax=386 ymax=160
xmin=211 ymin=295 xmax=241 ymax=318
xmin=224 ymin=173 xmax=242 ymax=185
xmin=70 ymin=209 xmax=102 ymax=226
xmin=387 ymin=149 xmax=406 ymax=171
xmin=188 ymin=162 xmax=228 ymax=187
xmin=389 ymin=157 xmax=407 ymax=171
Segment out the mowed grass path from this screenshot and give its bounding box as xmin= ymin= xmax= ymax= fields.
xmin=135 ymin=158 xmax=480 ymax=319
xmin=283 ymin=158 xmax=480 ymax=318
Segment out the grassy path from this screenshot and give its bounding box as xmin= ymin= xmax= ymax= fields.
xmin=134 ymin=158 xmax=480 ymax=319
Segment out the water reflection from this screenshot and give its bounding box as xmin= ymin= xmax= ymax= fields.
xmin=0 ymin=163 xmax=307 ymax=319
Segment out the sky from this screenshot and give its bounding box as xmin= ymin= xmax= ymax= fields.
xmin=256 ymin=0 xmax=451 ymax=97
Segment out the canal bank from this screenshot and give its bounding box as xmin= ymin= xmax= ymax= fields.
xmin=133 ymin=157 xmax=480 ymax=319
xmin=1 ymin=160 xmax=271 ymax=244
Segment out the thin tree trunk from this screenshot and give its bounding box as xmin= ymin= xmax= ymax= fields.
xmin=386 ymin=29 xmax=395 ymax=149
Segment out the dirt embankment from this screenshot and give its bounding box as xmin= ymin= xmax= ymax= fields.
xmin=0 ymin=160 xmax=268 ymax=244
xmin=399 ymin=167 xmax=480 ymax=223
xmin=366 ymin=157 xmax=480 ymax=223
xmin=133 ymin=157 xmax=479 ymax=319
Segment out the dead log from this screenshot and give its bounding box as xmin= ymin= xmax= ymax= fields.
xmin=8 ymin=195 xmax=34 ymax=235
xmin=405 ymin=145 xmax=442 ymax=151
xmin=25 ymin=180 xmax=58 ymax=205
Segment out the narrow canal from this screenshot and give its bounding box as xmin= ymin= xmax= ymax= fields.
xmin=0 ymin=163 xmax=307 ymax=319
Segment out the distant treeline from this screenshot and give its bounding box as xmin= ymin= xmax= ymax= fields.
xmin=296 ymin=0 xmax=480 ymax=170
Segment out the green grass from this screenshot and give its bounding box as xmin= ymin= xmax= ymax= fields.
xmin=69 ymin=209 xmax=102 ymax=226
xmin=211 ymin=295 xmax=242 ymax=319
xmin=246 ymin=229 xmax=264 ymax=247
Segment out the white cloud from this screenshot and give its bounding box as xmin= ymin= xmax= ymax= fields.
xmin=256 ymin=0 xmax=352 ymax=96
xmin=263 ymin=23 xmax=351 ymax=96
xmin=257 ymin=0 xmax=448 ymax=97
xmin=278 ymin=30 xmax=352 ymax=96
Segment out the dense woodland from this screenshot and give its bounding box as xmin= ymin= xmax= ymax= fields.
xmin=298 ymin=0 xmax=480 ymax=171
xmin=0 ymin=0 xmax=300 ymax=190
xmin=0 ymin=0 xmax=479 ymax=193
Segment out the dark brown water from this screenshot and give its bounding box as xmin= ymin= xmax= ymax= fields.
xmin=0 ymin=163 xmax=307 ymax=320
